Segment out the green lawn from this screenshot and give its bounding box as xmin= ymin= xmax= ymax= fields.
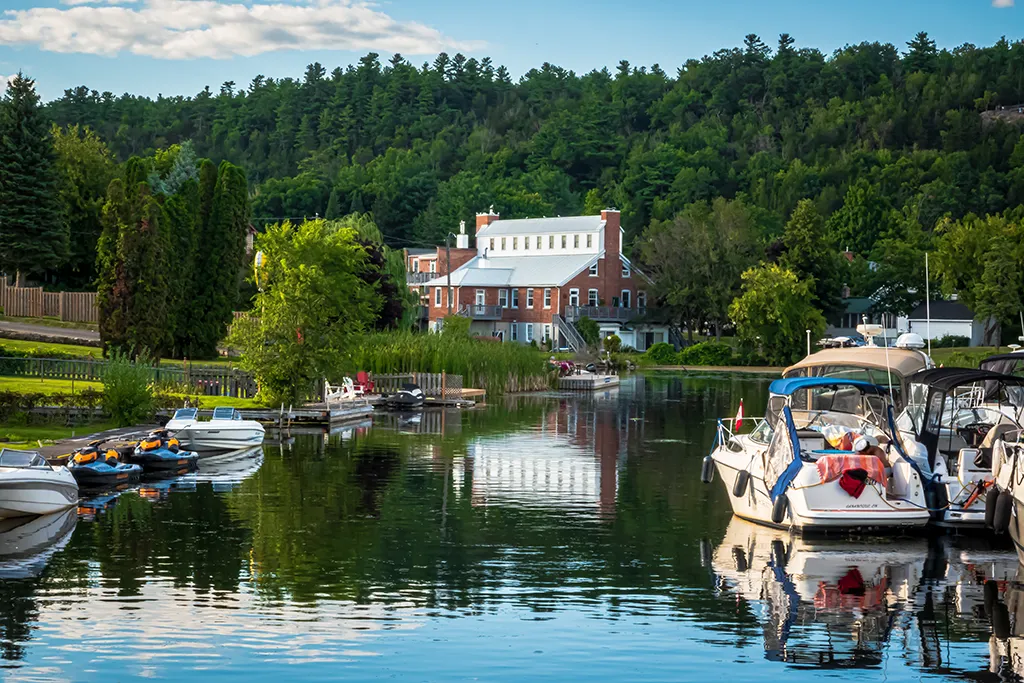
xmin=0 ymin=376 xmax=102 ymax=394
xmin=0 ymin=338 xmax=102 ymax=358
xmin=929 ymin=346 xmax=999 ymax=368
xmin=0 ymin=420 xmax=117 ymax=449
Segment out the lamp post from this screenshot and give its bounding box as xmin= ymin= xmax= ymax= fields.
xmin=806 ymin=329 xmax=811 ymax=357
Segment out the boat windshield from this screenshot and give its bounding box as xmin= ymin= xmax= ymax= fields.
xmin=767 ymin=385 xmax=888 ymax=431
xmin=212 ymin=407 xmax=239 ymax=421
xmin=173 ymin=408 xmax=198 ymax=421
xmin=0 ymin=449 xmax=50 ymax=469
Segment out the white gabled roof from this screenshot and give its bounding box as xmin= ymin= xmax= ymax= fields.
xmin=476 ymin=216 xmax=605 ymax=238
xmin=423 ymin=253 xmax=598 ymax=288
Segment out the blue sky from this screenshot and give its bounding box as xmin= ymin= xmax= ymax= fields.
xmin=0 ymin=0 xmax=1020 ymax=101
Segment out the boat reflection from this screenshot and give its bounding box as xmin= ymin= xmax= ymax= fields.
xmin=0 ymin=508 xmax=77 ymax=580
xmin=191 ymin=445 xmax=264 ymax=491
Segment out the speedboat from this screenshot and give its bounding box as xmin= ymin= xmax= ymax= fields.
xmin=66 ymin=440 xmax=143 ymax=488
xmin=129 ymin=431 xmax=200 ymax=472
xmin=0 ymin=449 xmax=79 ymax=520
xmin=704 ymin=377 xmax=930 ymax=531
xmin=385 ymin=384 xmax=424 ymax=409
xmin=897 ymin=368 xmax=1024 ymax=529
xmin=166 ymin=407 xmax=266 ymax=451
xmin=0 ymin=508 xmax=77 ymax=579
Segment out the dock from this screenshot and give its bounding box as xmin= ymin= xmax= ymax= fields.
xmin=558 ymin=373 xmax=621 ymax=391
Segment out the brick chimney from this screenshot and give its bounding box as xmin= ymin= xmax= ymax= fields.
xmin=601 ymin=208 xmax=621 ymax=261
xmin=476 ymin=206 xmax=500 ymax=234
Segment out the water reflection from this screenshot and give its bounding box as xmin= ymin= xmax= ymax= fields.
xmin=4 ymin=375 xmax=1024 ymax=681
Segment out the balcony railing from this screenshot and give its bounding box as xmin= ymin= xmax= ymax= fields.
xmin=564 ymin=305 xmax=643 ymax=323
xmin=457 ymin=304 xmax=504 ymax=320
xmin=406 ymin=271 xmax=435 ymax=285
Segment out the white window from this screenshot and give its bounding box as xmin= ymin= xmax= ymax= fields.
xmin=511 ymin=288 xmax=519 ymax=308
xmin=621 ymin=290 xmax=631 ymax=308
xmin=489 ymin=238 xmax=495 ymax=251
xmin=544 ymin=324 xmax=552 ymax=342
xmin=586 ymin=234 xmax=592 ymax=248
xmin=548 ymin=235 xmax=554 ymax=249
xmin=429 ymin=260 xmax=436 ymax=273
xmin=499 ymin=289 xmax=508 ymax=307
xmin=638 ymin=291 xmax=647 ymax=310
xmin=513 ymin=237 xmax=518 ymax=250
xmin=449 ymin=287 xmax=455 ymax=307
xmin=536 ymin=235 xmax=542 ymax=250
xmin=434 ymin=287 xmax=442 ymax=307
xmin=573 ymin=234 xmax=579 ymax=248
xmin=589 ymin=263 xmax=598 ymax=277
xmin=511 ymin=323 xmax=518 ymax=342
xmin=526 ymin=289 xmax=534 ymax=308
xmin=526 ymin=323 xmax=534 ymax=342
xmin=476 ymin=289 xmax=485 ymax=306
xmin=588 ymin=289 xmax=598 ymax=306
xmin=561 ymin=235 xmax=567 ymax=249
xmin=622 ymin=263 xmax=630 ymax=278
xmin=412 ymin=258 xmax=419 ymax=272
xmin=501 ymin=237 xmax=506 ymax=250
xmin=569 ymin=288 xmax=579 ymax=306
xmin=524 ymin=236 xmax=530 ymax=250
xmin=543 ymin=288 xmax=552 ymax=309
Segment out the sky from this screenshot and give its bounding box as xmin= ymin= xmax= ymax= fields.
xmin=0 ymin=0 xmax=1020 ymax=101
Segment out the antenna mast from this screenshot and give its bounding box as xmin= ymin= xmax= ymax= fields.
xmin=925 ymin=252 xmax=932 ymax=358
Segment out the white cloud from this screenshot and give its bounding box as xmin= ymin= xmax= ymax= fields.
xmin=993 ymin=0 xmax=1014 ymax=7
xmin=0 ymin=0 xmax=476 ymax=60
xmin=0 ymin=74 xmax=11 ymax=92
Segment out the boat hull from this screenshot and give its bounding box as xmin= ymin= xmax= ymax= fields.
xmin=68 ymin=462 xmax=143 ymax=487
xmin=171 ymin=425 xmax=265 ymax=452
xmin=130 ymin=448 xmax=200 ymax=472
xmin=0 ymin=470 xmax=79 ymax=520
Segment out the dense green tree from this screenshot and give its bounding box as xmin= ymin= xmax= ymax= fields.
xmin=778 ymin=199 xmax=845 ymax=318
xmin=0 ymin=74 xmax=66 ymax=282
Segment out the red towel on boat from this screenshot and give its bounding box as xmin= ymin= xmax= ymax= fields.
xmin=816 ymin=454 xmax=887 ymax=488
xmin=839 ymin=468 xmax=869 ymax=498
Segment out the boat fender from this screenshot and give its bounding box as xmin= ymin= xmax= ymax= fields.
xmin=732 ymin=469 xmax=750 ymax=498
xmin=927 ymin=485 xmax=949 ymax=522
xmin=770 ymin=539 xmax=788 ymax=569
xmin=700 ymin=455 xmax=715 ymax=484
xmin=771 ymin=494 xmax=789 ymax=525
xmin=993 ymin=490 xmax=1013 ymax=534
xmin=986 ymin=488 xmax=1001 ymax=529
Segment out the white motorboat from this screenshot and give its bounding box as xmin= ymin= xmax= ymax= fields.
xmin=165 ymin=406 xmax=266 ymax=451
xmin=704 ymin=377 xmax=930 ymax=531
xmin=0 ymin=449 xmax=79 ymax=520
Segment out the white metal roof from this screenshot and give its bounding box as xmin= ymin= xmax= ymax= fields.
xmin=476 ymin=216 xmax=606 ymax=237
xmin=423 ymin=253 xmax=598 ymax=288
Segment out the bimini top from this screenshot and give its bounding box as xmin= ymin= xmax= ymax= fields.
xmin=980 ymin=352 xmax=1024 ymax=374
xmin=784 ymin=347 xmax=930 ymax=378
xmin=909 ymin=367 xmax=1024 ymax=392
xmin=768 ymin=377 xmax=890 ymax=396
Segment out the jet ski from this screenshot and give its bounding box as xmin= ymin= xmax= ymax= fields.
xmin=385 ymin=383 xmax=425 ymax=409
xmin=129 ymin=431 xmax=200 ymax=473
xmin=66 ymin=440 xmax=143 ymax=488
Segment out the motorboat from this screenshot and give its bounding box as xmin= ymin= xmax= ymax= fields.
xmin=0 ymin=449 xmax=79 ymax=520
xmin=782 ymin=326 xmax=932 ymax=410
xmin=165 ymin=406 xmax=266 ymax=451
xmin=896 ymin=368 xmax=1024 ymax=529
xmin=704 ymin=377 xmax=930 ymax=531
xmin=66 ymin=440 xmax=143 ymax=488
xmin=0 ymin=508 xmax=77 ymax=579
xmin=385 ymin=383 xmax=424 ymax=409
xmin=129 ymin=431 xmax=200 ymax=472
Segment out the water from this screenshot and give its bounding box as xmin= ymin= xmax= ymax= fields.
xmin=1 ymin=373 xmax=1021 ymax=681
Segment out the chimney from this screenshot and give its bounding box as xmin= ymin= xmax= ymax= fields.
xmin=601 ymin=208 xmax=621 ymax=262
xmin=456 ymin=220 xmax=469 ymax=249
xmin=475 ymin=205 xmax=500 ymax=234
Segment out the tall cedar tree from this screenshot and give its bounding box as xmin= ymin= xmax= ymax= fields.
xmin=0 ymin=74 xmax=66 ymax=281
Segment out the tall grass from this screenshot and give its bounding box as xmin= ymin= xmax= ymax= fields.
xmin=348 ymin=332 xmax=551 ymax=394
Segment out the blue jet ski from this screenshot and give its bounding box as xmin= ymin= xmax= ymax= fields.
xmin=130 ymin=431 xmax=200 ymax=473
xmin=66 ymin=440 xmax=143 ymax=487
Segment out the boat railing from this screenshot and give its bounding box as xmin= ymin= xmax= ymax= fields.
xmin=714 ymin=416 xmax=768 ymax=447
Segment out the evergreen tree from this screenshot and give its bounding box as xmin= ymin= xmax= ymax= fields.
xmin=778 ymin=199 xmax=845 ymax=318
xmin=325 ymin=188 xmax=342 ymax=220
xmin=0 ymin=74 xmax=66 ymax=282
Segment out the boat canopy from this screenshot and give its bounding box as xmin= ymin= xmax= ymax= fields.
xmin=784 ymin=347 xmax=930 ymax=379
xmin=212 ymin=407 xmax=241 ymax=421
xmin=768 ymin=377 xmax=890 ymax=396
xmin=980 ymin=352 xmax=1024 ymax=377
xmin=172 ymin=407 xmax=198 ymax=421
xmin=908 ymin=367 xmax=1024 ymax=392
xmin=0 ymin=449 xmax=49 ymax=469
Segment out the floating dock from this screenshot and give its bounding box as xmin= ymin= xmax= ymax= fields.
xmin=558 ymin=373 xmax=620 ymax=391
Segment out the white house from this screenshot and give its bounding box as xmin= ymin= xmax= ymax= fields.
xmin=905 ymin=300 xmax=995 ymax=347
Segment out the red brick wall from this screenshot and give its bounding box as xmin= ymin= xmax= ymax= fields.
xmin=435 ymin=248 xmax=476 ymax=276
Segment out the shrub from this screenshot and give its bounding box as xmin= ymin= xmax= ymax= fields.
xmin=644 ymin=342 xmax=678 ymax=365
xmin=575 ymin=317 xmax=600 ymax=347
xmin=102 ymin=351 xmax=155 ymax=426
xmin=677 ymin=341 xmax=734 ymax=366
xmin=603 ymin=334 xmax=622 ymax=353
xmin=944 ymin=351 xmax=982 ymax=368
xmin=932 ymin=334 xmax=971 ymax=348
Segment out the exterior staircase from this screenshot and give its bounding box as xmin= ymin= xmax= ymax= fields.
xmin=553 ymin=314 xmax=587 ymax=353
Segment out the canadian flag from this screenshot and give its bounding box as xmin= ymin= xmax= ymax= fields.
xmin=735 ymin=399 xmax=744 ymax=430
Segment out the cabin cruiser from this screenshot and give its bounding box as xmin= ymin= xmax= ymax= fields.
xmin=0 ymin=449 xmax=79 ymax=520
xmin=704 ymin=377 xmax=930 ymax=531
xmin=165 ymin=406 xmax=266 ymax=451
xmin=896 ymin=368 xmax=1024 ymax=529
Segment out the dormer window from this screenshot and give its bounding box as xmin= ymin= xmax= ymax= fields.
xmin=501 ymin=237 xmax=506 ymax=250
xmin=586 ymin=234 xmax=592 ymax=248
xmin=561 ymin=235 xmax=567 ymax=249
xmin=536 ymin=235 xmax=542 ymax=249
xmin=524 ymin=237 xmax=530 ymax=250
xmin=573 ymin=235 xmax=579 ymax=248
xmin=589 ymin=263 xmax=598 ymax=277
xmin=513 ymin=237 xmax=518 ymax=250
xmin=622 ymin=264 xmax=631 ymax=278
xmin=489 ymin=238 xmax=495 ymax=251
xmin=548 ymin=235 xmax=554 ymax=249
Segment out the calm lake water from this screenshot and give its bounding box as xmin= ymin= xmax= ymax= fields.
xmin=2 ymin=373 xmax=1022 ymax=682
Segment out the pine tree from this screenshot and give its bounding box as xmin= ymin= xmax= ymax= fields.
xmin=325 ymin=188 xmax=342 ymax=220
xmin=0 ymin=74 xmax=66 ymax=282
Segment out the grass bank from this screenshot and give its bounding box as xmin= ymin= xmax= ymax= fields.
xmin=0 ymin=376 xmax=263 ymax=408
xmin=0 ymin=420 xmax=117 ymax=449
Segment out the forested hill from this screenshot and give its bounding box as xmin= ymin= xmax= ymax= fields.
xmin=45 ymin=32 xmax=1024 ymax=253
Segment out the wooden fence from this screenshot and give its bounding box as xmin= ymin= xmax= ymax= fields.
xmin=0 ymin=278 xmax=98 ymax=323
xmin=0 ymin=357 xmax=258 ymax=398
xmin=370 ymin=373 xmax=464 ymax=401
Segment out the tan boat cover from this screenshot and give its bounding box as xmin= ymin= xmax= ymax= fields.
xmin=784 ymin=348 xmax=930 ymax=379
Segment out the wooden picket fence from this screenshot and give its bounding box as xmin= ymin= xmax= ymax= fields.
xmin=0 ymin=356 xmax=258 ymax=398
xmin=0 ymin=278 xmax=98 ymax=323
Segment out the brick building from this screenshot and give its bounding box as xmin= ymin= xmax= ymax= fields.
xmin=409 ymin=209 xmax=669 ymax=351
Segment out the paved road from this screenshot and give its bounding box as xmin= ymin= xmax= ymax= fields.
xmin=0 ymin=320 xmax=99 ymax=343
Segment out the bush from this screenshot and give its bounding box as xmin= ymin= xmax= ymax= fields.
xmin=931 ymin=334 xmax=971 ymax=348
xmin=603 ymin=334 xmax=621 ymax=353
xmin=644 ymin=342 xmax=678 ymax=365
xmin=102 ymin=351 xmax=155 ymax=426
xmin=944 ymin=351 xmax=982 ymax=368
xmin=677 ymin=341 xmax=735 ymax=366
xmin=575 ymin=317 xmax=600 ymax=347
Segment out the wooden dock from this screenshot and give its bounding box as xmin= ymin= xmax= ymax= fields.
xmin=558 ymin=373 xmax=621 ymax=391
